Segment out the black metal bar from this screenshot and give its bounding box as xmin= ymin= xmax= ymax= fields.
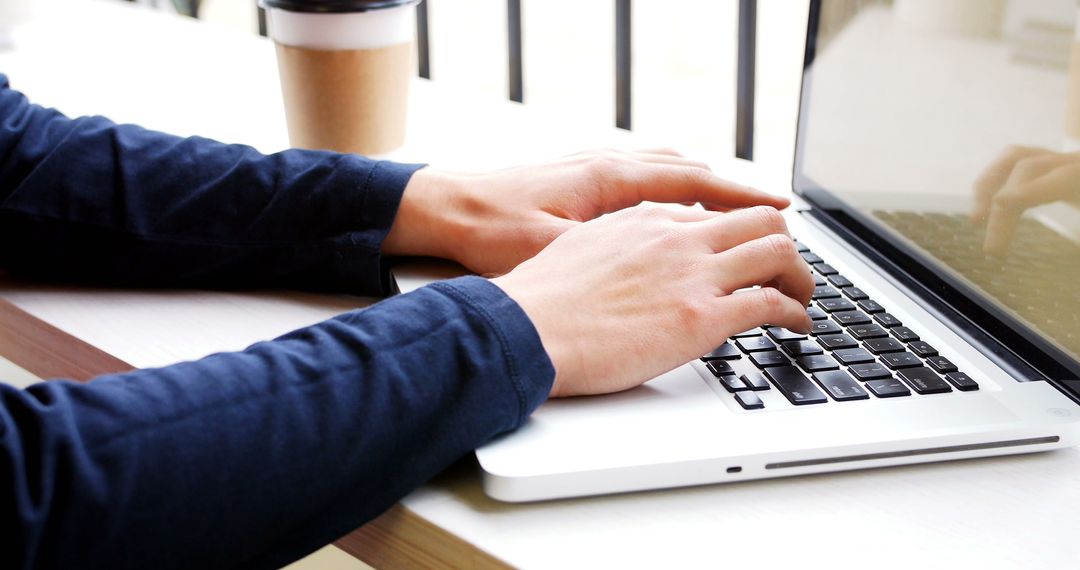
xmin=416 ymin=0 xmax=431 ymax=78
xmin=736 ymin=0 xmax=757 ymax=161
xmin=257 ymin=3 xmax=267 ymax=37
xmin=615 ymin=0 xmax=631 ymax=130
xmin=507 ymin=0 xmax=523 ymax=102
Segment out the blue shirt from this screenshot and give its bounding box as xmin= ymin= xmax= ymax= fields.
xmin=0 ymin=76 xmax=555 ymax=568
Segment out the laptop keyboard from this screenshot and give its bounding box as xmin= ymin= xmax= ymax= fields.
xmin=874 ymin=211 xmax=1080 ymax=358
xmin=700 ymin=239 xmax=979 ymax=409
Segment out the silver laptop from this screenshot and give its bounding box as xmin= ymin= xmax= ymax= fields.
xmin=394 ymin=0 xmax=1080 ymax=502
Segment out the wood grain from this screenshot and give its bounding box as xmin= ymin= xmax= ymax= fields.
xmin=335 ymin=505 xmax=509 ymax=570
xmin=0 ymin=298 xmax=134 ymax=381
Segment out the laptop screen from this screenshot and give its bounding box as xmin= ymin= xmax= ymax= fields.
xmin=794 ymin=0 xmax=1080 ymax=382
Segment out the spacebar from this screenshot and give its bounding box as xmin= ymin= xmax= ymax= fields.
xmin=765 ymin=366 xmax=828 ymax=405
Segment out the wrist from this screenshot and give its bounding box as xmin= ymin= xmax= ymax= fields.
xmin=383 ymin=167 xmax=468 ymax=261
xmin=491 ymin=272 xmax=577 ymax=398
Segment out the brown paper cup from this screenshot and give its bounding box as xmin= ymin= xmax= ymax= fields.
xmin=264 ymin=0 xmax=417 ymax=156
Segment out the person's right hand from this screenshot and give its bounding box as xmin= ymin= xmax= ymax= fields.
xmin=491 ymin=205 xmax=814 ymax=398
xmin=972 ymin=145 xmax=1080 ymax=254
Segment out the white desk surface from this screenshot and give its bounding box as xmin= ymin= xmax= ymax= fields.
xmin=2 ymin=1 xmax=1079 ymax=568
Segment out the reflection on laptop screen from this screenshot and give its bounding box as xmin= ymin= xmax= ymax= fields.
xmin=796 ymin=0 xmax=1080 ymax=364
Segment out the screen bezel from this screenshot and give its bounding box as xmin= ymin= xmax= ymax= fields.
xmin=791 ymin=0 xmax=1080 ymax=399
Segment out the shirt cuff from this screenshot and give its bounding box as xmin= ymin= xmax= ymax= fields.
xmin=431 ymin=276 xmax=555 ymax=425
xmin=331 ymin=159 xmax=425 ymax=296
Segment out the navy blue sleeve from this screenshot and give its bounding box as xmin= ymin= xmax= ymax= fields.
xmin=0 ymin=74 xmax=421 ymax=295
xmin=1 ymin=276 xmax=555 ymax=569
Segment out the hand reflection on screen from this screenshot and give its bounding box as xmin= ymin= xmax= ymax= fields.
xmin=972 ymin=145 xmax=1080 ymax=255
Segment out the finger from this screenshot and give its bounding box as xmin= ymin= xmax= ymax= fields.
xmin=984 ymin=164 xmax=1080 ymax=254
xmin=972 ymin=146 xmax=1047 ymax=223
xmin=635 ymin=147 xmax=684 ymax=157
xmin=603 ymin=163 xmax=790 ymax=213
xmin=631 ymin=152 xmax=713 ymax=172
xmin=690 ymin=205 xmax=791 ymax=252
xmin=714 ymin=234 xmax=814 ymax=307
xmin=713 ymin=287 xmax=813 ymax=335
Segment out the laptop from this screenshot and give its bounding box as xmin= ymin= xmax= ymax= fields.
xmin=393 ymin=0 xmax=1080 ymax=502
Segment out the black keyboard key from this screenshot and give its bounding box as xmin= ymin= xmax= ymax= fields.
xmin=795 ymin=241 xmax=810 ymax=253
xmin=801 ymin=251 xmax=823 ymax=264
xmin=767 ymin=327 xmax=807 ymax=343
xmin=809 ymin=320 xmax=843 ymax=336
xmin=813 ymin=274 xmax=827 ymax=286
xmin=807 ymin=306 xmax=829 ymax=321
xmin=890 ymin=327 xmax=920 ymax=342
xmin=732 ymin=328 xmax=764 ymax=338
xmin=874 ymin=313 xmax=903 ymax=328
xmin=827 ymin=274 xmax=853 ymax=288
xmin=814 ymin=263 xmax=838 ymax=275
xmin=750 ymin=351 xmax=790 ymax=368
xmin=734 ymin=390 xmax=765 ymax=410
xmin=818 ymin=298 xmax=856 ymax=313
xmin=796 ymin=354 xmax=840 ymax=372
xmin=817 ymin=334 xmax=858 ymax=350
xmin=849 ymin=324 xmax=889 ymax=340
xmin=833 ymin=348 xmax=876 ymax=365
xmin=866 ymin=379 xmax=912 ymax=398
xmin=881 ymin=351 xmax=922 ymax=370
xmin=864 ymin=337 xmax=906 ymax=354
xmin=707 ymin=360 xmax=736 ymax=376
xmin=740 ymin=372 xmax=771 ymax=391
xmin=908 ymin=341 xmax=938 ymax=357
xmin=832 ymin=311 xmax=872 ymax=326
xmin=766 ymin=366 xmax=829 ymax=405
xmin=842 ymin=287 xmax=868 ymax=301
xmin=782 ymin=340 xmax=824 ymax=357
xmin=897 ymin=367 xmax=952 ymax=394
xmin=718 ymin=374 xmax=750 ymax=392
xmin=813 ymin=370 xmax=869 ymax=401
xmin=849 ymin=362 xmax=892 ymax=381
xmin=926 ymin=356 xmax=958 ymax=374
xmin=702 ymin=342 xmax=742 ymax=361
xmin=812 ymin=286 xmax=841 ymax=300
xmin=945 ymin=371 xmax=980 ymax=391
xmin=857 ymin=299 xmax=885 ymax=314
xmin=736 ymin=336 xmax=776 ymax=353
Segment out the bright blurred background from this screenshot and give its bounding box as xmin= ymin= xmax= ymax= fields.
xmin=178 ymin=0 xmax=810 ymax=173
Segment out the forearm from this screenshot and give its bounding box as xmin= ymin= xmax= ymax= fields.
xmin=0 ymin=277 xmax=553 ymax=569
xmin=0 ymin=76 xmax=422 ymax=295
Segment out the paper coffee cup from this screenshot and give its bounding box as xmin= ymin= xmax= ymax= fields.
xmin=263 ymin=0 xmax=419 ymax=156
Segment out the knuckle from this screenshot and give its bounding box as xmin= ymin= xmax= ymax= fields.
xmin=991 ymin=191 xmax=1020 ymax=211
xmin=752 ymin=205 xmax=787 ymax=234
xmin=682 ymin=165 xmax=712 ymax=184
xmin=677 ymin=297 xmax=710 ymax=329
xmin=755 ymin=287 xmax=787 ymax=315
xmin=655 ymin=224 xmax=690 ymax=249
xmin=583 ymin=155 xmax=623 ymax=184
xmin=760 ymin=233 xmax=796 ymax=258
xmin=1012 ymin=157 xmax=1041 ymax=177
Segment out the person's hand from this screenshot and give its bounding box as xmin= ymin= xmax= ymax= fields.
xmin=382 ymin=149 xmax=790 ymax=275
xmin=972 ymin=146 xmax=1080 ymax=254
xmin=491 ymin=205 xmax=814 ymax=397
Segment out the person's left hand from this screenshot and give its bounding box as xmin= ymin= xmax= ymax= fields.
xmin=382 ymin=148 xmax=790 ymax=275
